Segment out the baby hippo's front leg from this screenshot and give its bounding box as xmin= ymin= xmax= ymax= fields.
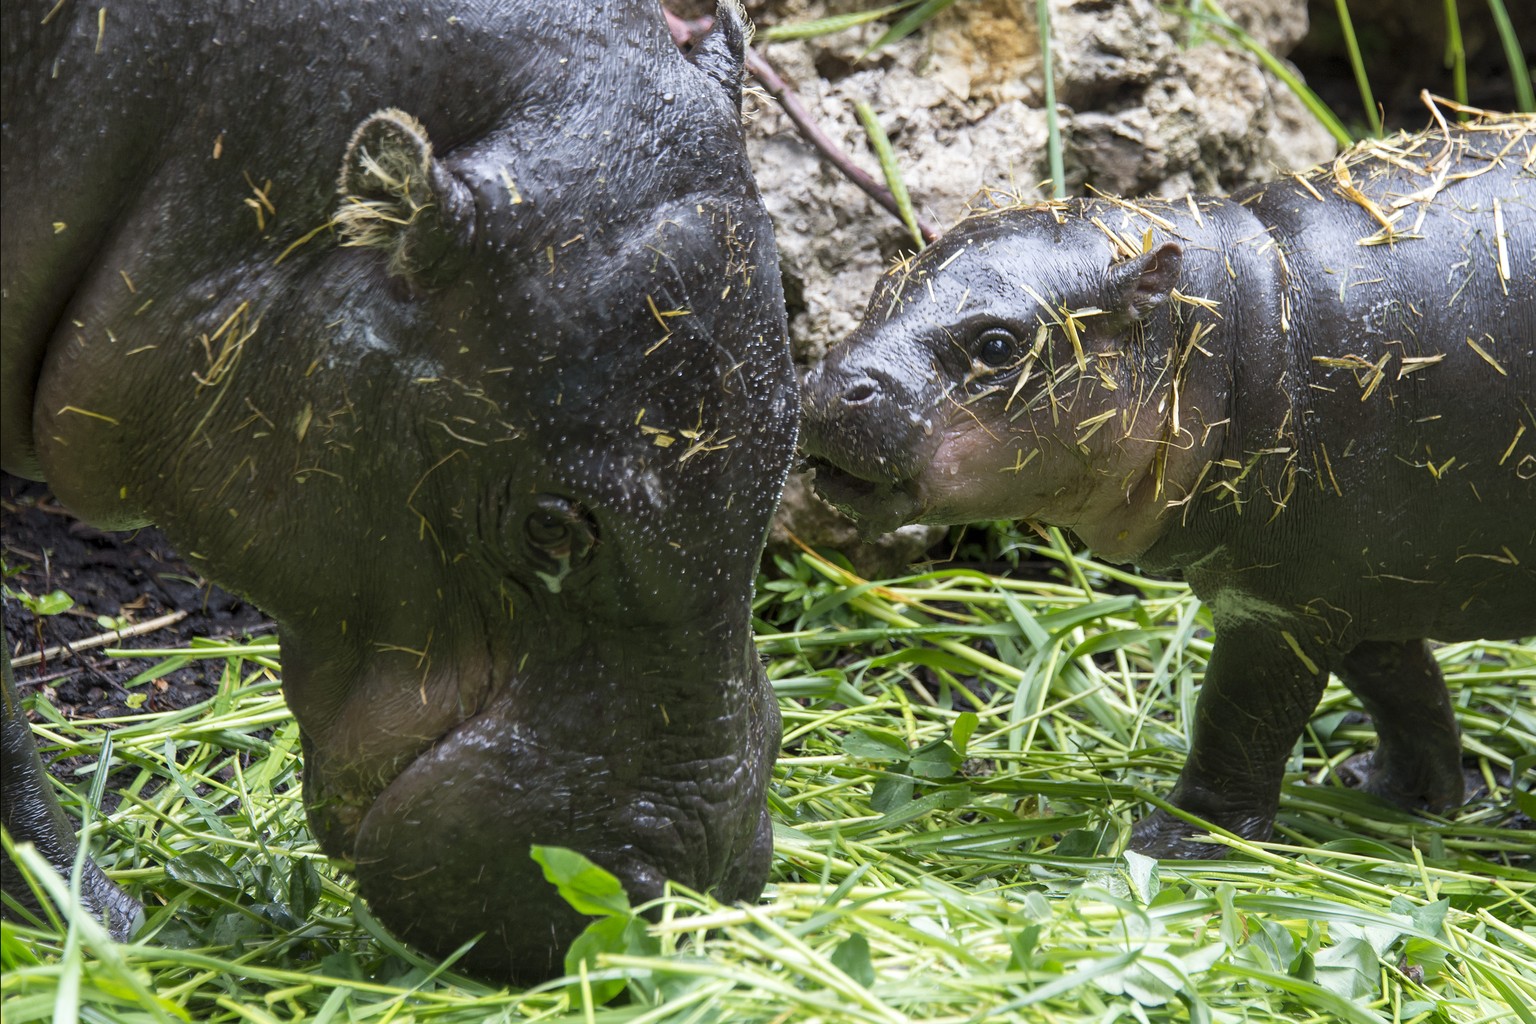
xmin=1132 ymin=620 xmax=1330 ymax=857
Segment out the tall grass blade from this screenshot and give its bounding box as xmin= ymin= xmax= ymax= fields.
xmin=1334 ymin=0 xmax=1382 ymax=135
xmin=854 ymin=101 xmax=925 ymax=248
xmin=864 ymin=0 xmax=959 ymax=53
xmin=1443 ymin=0 xmax=1469 ymax=108
xmin=1037 ymin=0 xmax=1066 ymax=198
xmin=1486 ymin=0 xmax=1535 ymax=111
xmin=1178 ymin=1 xmax=1355 ymax=145
xmin=758 ymin=1 xmax=923 ymax=43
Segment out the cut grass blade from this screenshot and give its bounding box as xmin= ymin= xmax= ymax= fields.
xmin=757 ymin=0 xmax=924 ymax=43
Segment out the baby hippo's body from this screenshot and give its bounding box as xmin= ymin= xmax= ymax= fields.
xmin=801 ymin=118 xmax=1536 ymax=855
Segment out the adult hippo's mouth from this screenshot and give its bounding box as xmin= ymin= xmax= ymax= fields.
xmin=291 ymin=632 xmax=778 ymax=982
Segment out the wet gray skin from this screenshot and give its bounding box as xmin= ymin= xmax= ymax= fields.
xmin=802 ymin=121 xmax=1536 ymax=856
xmin=2 ymin=1 xmax=797 ymax=981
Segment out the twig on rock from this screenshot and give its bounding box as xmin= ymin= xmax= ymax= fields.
xmin=666 ymin=9 xmax=942 ymax=244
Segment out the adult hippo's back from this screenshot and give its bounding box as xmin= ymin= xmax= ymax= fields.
xmin=2 ymin=1 xmax=798 ymax=981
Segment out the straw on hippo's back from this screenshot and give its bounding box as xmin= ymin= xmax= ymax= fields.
xmin=801 ymin=114 xmax=1536 ymax=856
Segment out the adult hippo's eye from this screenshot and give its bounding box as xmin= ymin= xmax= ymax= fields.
xmin=974 ymin=327 xmax=1018 ymax=368
xmin=524 ymin=495 xmax=598 ymax=565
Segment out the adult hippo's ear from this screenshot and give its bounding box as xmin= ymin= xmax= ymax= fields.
xmin=335 ymin=109 xmax=475 ymax=289
xmin=1106 ymin=241 xmax=1183 ymax=321
xmin=688 ymin=1 xmax=749 ymax=110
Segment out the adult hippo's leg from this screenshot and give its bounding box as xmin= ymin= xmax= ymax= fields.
xmin=1131 ymin=620 xmax=1330 ymax=858
xmin=1333 ymin=639 xmax=1466 ymax=812
xmin=1 ymin=611 xmax=142 ymax=938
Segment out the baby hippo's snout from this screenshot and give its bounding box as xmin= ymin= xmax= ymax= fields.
xmin=800 ymin=359 xmax=936 ymax=484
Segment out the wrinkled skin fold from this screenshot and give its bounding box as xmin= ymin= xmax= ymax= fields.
xmin=802 ymin=117 xmax=1536 ymax=856
xmin=2 ymin=1 xmax=797 ymax=980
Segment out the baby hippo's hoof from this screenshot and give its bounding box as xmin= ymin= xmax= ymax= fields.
xmin=1333 ymin=751 xmax=1472 ymax=812
xmin=1129 ymin=798 xmax=1284 ymax=859
xmin=1128 ymin=809 xmax=1232 ymax=860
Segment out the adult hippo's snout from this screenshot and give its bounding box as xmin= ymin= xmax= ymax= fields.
xmin=333 ymin=633 xmax=776 ymax=979
xmin=2 ymin=0 xmax=797 ymax=982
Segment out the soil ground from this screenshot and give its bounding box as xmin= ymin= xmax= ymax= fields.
xmin=2 ymin=473 xmax=272 ymax=721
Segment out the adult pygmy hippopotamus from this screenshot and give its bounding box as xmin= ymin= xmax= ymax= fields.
xmin=801 ymin=114 xmax=1535 ymax=856
xmin=2 ymin=0 xmax=798 ymax=980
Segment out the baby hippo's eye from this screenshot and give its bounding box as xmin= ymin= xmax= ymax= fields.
xmin=973 ymin=327 xmax=1017 ymax=368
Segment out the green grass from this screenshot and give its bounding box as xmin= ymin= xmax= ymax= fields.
xmin=4 ymin=544 xmax=1533 ymax=1022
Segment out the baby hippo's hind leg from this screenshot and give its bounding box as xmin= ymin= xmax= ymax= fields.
xmin=1334 ymin=639 xmax=1466 ymax=812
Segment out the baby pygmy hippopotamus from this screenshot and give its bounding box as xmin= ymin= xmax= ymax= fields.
xmin=801 ymin=115 xmax=1535 ymax=857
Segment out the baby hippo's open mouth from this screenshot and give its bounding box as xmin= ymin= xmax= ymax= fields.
xmin=803 ymin=457 xmax=926 ymax=539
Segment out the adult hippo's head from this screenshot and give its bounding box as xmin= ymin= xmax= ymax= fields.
xmin=3 ymin=2 xmax=796 ymax=980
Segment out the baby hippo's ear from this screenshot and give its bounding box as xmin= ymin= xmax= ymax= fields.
xmin=1107 ymin=241 xmax=1182 ymax=320
xmin=336 ymin=109 xmax=475 ymax=289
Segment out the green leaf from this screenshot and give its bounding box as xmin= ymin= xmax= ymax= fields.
xmin=830 ymin=933 xmax=875 ymax=988
xmin=530 ymin=845 xmax=631 ymax=918
xmin=165 ymin=852 xmax=243 ymax=899
xmin=951 ymin=712 xmax=978 ymax=756
xmin=287 ymin=858 xmax=321 ymax=921
xmin=1056 ymin=823 xmax=1116 ymax=857
xmin=908 ymin=737 xmax=961 ymax=778
xmin=1007 ymin=922 xmax=1042 ymax=971
xmin=1512 ymin=753 xmax=1536 ymax=818
xmin=856 ymin=784 xmax=970 ymax=835
xmin=19 ymin=589 xmax=74 ymax=616
xmin=1122 ymin=849 xmax=1159 ymax=904
xmin=843 ymin=729 xmax=911 ymax=761
xmin=1396 ymin=895 xmax=1448 ymax=936
xmin=1313 ymin=935 xmax=1378 ymax=1000
xmin=1247 ymin=918 xmax=1301 ymax=972
xmin=563 ymin=914 xmax=656 ymax=1004
xmin=870 ymin=773 xmax=914 ymax=812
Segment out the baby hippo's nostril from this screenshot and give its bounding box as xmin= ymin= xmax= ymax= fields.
xmin=843 ymin=379 xmax=878 ymax=406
